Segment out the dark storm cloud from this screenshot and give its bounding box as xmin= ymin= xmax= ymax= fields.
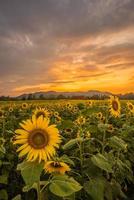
xmin=1 ymin=0 xmax=134 ymax=37
xmin=0 ymin=0 xmax=134 ymax=95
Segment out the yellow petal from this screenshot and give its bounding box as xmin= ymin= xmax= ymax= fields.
xmin=15 ymin=129 xmax=28 ymax=135
xmin=17 ymin=143 xmax=29 ymax=152
xmin=14 ymin=139 xmax=27 ymax=144
xmin=18 ymin=145 xmax=31 ymax=157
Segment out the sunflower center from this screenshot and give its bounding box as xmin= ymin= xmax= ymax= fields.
xmin=28 ymin=129 xmax=49 ymax=149
xmin=112 ymin=100 xmax=118 ymax=111
xmin=98 ymin=113 xmax=101 ymax=117
xmin=109 ymin=125 xmax=113 ymax=130
xmin=51 ymin=162 xmax=62 ymax=168
xmin=66 ymin=128 xmax=71 ymax=133
xmin=129 ymin=105 xmax=133 ymax=110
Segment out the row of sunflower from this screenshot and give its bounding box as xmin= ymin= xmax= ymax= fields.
xmin=0 ymin=97 xmax=134 ymax=200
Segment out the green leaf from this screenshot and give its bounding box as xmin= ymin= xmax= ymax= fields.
xmin=98 ymin=123 xmax=109 ymax=132
xmin=85 ymin=159 xmax=102 ymax=178
xmin=49 ymin=175 xmax=82 ymax=197
xmin=60 ymin=155 xmax=75 ymax=166
xmin=0 ymin=175 xmax=8 ymax=184
xmin=61 ymin=120 xmax=74 ymax=129
xmin=0 ymin=145 xmax=6 ymax=154
xmin=109 ymin=136 xmax=127 ymax=151
xmin=84 ymin=178 xmax=105 ymax=200
xmin=0 ymin=160 xmax=2 ymax=167
xmin=63 ymin=138 xmax=83 ymax=150
xmin=17 ymin=161 xmax=43 ymax=186
xmin=91 ymin=153 xmax=113 ymax=173
xmin=64 ymin=193 xmax=75 ymax=200
xmin=23 ymin=183 xmax=37 ymax=192
xmin=0 ymin=189 xmax=8 ymax=200
xmin=12 ymin=194 xmax=21 ymax=200
xmin=110 ymin=180 xmax=127 ymax=199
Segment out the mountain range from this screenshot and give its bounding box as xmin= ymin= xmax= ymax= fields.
xmin=16 ymin=90 xmax=134 ymax=100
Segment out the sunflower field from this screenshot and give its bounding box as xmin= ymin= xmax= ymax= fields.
xmin=0 ymin=97 xmax=134 ymax=200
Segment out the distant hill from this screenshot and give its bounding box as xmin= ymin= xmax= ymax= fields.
xmin=16 ymin=90 xmax=113 ymax=100
xmin=1 ymin=90 xmax=134 ymax=101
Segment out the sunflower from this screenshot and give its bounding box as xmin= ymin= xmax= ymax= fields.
xmin=108 ymin=124 xmax=114 ymax=133
xmin=0 ymin=110 xmax=4 ymax=118
xmin=100 ymin=116 xmax=106 ymax=123
xmin=54 ymin=111 xmax=59 ymax=117
xmin=75 ymin=116 xmax=86 ymax=125
xmin=109 ymin=96 xmax=121 ymax=117
xmin=66 ymin=103 xmax=73 ymax=110
xmin=34 ymin=107 xmax=50 ymax=119
xmin=86 ymin=100 xmax=93 ymax=107
xmin=14 ymin=115 xmax=61 ymax=162
xmin=44 ymin=161 xmax=70 ymax=174
xmin=55 ymin=116 xmax=61 ymax=124
xmin=73 ymin=106 xmax=79 ymax=113
xmin=85 ymin=131 xmax=91 ymax=138
xmin=64 ymin=128 xmax=73 ymax=134
xmin=97 ymin=112 xmax=103 ymax=119
xmin=22 ymin=103 xmax=28 ymax=110
xmin=127 ymin=102 xmax=134 ymax=113
xmin=9 ymin=107 xmax=14 ymax=113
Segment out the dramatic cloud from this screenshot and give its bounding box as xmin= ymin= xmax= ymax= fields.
xmin=0 ymin=0 xmax=134 ymax=95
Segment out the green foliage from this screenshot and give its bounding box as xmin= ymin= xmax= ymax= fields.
xmin=109 ymin=136 xmax=127 ymax=151
xmin=91 ymin=153 xmax=113 ymax=173
xmin=49 ymin=175 xmax=82 ymax=197
xmin=0 ymin=100 xmax=134 ymax=199
xmin=63 ymin=138 xmax=83 ymax=150
xmin=84 ymin=178 xmax=105 ymax=200
xmin=0 ymin=189 xmax=8 ymax=200
xmin=17 ymin=161 xmax=44 ymax=186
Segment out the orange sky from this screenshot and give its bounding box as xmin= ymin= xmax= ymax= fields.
xmin=0 ymin=0 xmax=134 ymax=96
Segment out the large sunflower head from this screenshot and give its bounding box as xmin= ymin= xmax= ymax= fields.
xmin=34 ymin=108 xmax=50 ymax=119
xmin=44 ymin=161 xmax=70 ymax=174
xmin=109 ymin=96 xmax=121 ymax=117
xmin=14 ymin=115 xmax=61 ymax=163
xmin=127 ymin=102 xmax=134 ymax=113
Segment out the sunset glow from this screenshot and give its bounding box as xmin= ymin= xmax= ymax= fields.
xmin=0 ymin=0 xmax=134 ymax=96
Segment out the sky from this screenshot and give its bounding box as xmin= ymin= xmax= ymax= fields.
xmin=0 ymin=0 xmax=134 ymax=96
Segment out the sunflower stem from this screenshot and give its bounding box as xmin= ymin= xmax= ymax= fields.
xmin=102 ymin=130 xmax=106 ymax=154
xmin=2 ymin=117 xmax=5 ymax=137
xmin=37 ymin=181 xmax=42 ymax=200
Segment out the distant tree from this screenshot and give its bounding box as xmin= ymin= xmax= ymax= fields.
xmin=39 ymin=94 xmax=44 ymax=100
xmin=57 ymin=94 xmax=66 ymax=99
xmin=27 ymin=93 xmax=33 ymax=100
xmin=22 ymin=96 xmax=26 ymax=100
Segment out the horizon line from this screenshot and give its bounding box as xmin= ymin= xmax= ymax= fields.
xmin=1 ymin=89 xmax=134 ymax=98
